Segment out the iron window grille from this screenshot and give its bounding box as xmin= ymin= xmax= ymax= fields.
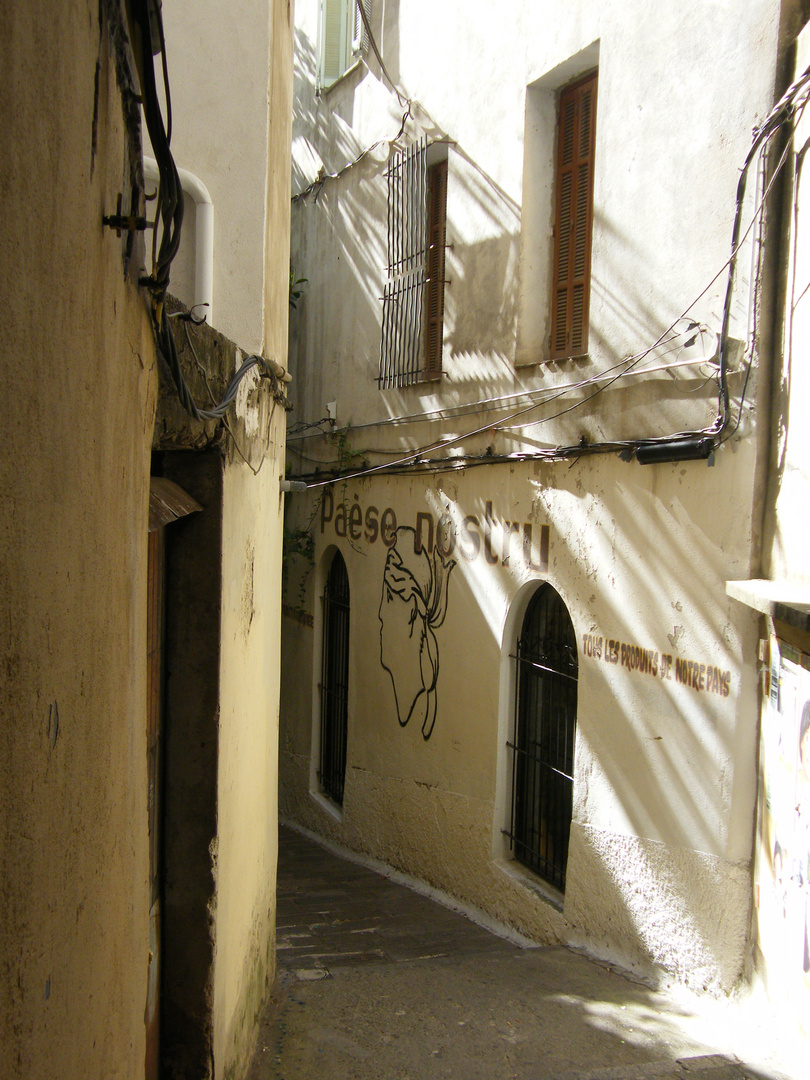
xmin=379 ymin=138 xmax=447 ymax=387
xmin=318 ymin=551 xmax=350 ymax=805
xmin=506 ymin=584 xmax=578 ymax=892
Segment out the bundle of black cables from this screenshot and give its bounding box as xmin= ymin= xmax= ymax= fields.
xmin=126 ymin=0 xmax=269 ymax=421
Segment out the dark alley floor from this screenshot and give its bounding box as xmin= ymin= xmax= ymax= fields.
xmin=246 ymin=825 xmax=795 ymax=1080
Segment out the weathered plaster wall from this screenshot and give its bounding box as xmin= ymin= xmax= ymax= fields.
xmin=281 ymin=0 xmax=790 ymax=994
xmin=152 ymin=2 xmax=293 ymax=1076
xmin=281 ymin=452 xmax=760 ymax=991
xmin=289 ymin=0 xmax=781 ymax=439
xmin=764 ymin=20 xmax=810 ymax=587
xmin=748 ymin=15 xmax=810 ymax=1067
xmin=211 ymin=2 xmax=293 ymax=1076
xmin=0 ymin=2 xmax=157 ymax=1077
xmin=157 ymin=0 xmax=274 ymax=352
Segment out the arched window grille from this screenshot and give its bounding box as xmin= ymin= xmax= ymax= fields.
xmin=319 ymin=551 xmax=350 ymax=805
xmin=507 ymin=584 xmax=578 ymax=891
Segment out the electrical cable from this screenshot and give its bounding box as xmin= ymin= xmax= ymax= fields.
xmin=354 ymin=0 xmax=408 ymax=108
xmin=715 ymin=71 xmax=810 ymax=434
xmin=291 ymin=105 xmax=412 ymax=203
xmin=286 ymin=329 xmax=715 ymax=442
xmin=286 ymin=347 xmax=721 ymax=469
xmin=292 ymin=2 xmax=415 ymax=203
xmin=128 ymin=0 xmax=278 ymax=423
xmin=288 ymin=55 xmax=810 ymax=487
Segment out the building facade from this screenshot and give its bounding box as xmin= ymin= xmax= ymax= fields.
xmin=0 ymin=2 xmax=293 ymax=1078
xmin=280 ymin=0 xmax=807 ymax=1013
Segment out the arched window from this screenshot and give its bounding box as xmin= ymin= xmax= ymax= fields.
xmin=508 ymin=584 xmax=578 ymax=891
xmin=319 ymin=551 xmax=350 ymax=805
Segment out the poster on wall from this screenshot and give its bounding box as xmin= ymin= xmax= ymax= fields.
xmin=757 ymin=636 xmax=810 ymax=1018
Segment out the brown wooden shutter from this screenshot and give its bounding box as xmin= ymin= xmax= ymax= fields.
xmin=550 ymin=71 xmax=597 ymax=360
xmin=425 ymin=158 xmax=447 ymax=378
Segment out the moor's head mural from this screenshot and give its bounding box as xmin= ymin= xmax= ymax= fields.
xmin=378 ymin=527 xmax=455 ymax=740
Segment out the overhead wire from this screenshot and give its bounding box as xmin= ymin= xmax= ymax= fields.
xmin=288 ymin=27 xmax=810 ymax=488
xmin=287 ymin=327 xmax=714 ymax=442
xmin=286 ymin=346 xmax=720 ymax=467
xmin=291 ymin=1 xmax=414 ymax=203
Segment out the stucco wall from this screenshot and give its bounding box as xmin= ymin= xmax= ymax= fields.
xmin=281 ymin=451 xmax=760 ymax=992
xmin=749 ymin=14 xmax=810 ymax=1066
xmin=281 ymin=0 xmax=790 ymax=994
xmin=764 ymin=18 xmax=810 ymax=587
xmin=0 ymin=2 xmax=157 ymax=1077
xmin=158 ymin=0 xmax=276 ymax=353
xmin=214 ymin=435 xmax=285 ymax=1078
xmin=212 ymin=2 xmax=293 ymax=1076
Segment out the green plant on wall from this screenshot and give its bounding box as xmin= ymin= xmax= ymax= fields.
xmin=282 ymin=522 xmax=315 ymax=612
xmin=282 ymin=488 xmax=322 ymax=616
xmin=289 ymin=266 xmax=307 ymax=309
xmin=332 ymin=426 xmax=368 ymax=554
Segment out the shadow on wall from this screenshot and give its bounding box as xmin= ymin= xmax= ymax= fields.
xmin=431 ymin=464 xmax=754 ymax=991
xmin=291 ymin=30 xmax=722 ymax=455
xmin=286 ymin=11 xmax=756 ymax=994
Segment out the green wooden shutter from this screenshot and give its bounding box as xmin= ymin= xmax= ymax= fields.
xmin=550 ymin=71 xmax=597 ymax=359
xmin=320 ymin=0 xmax=346 ymax=88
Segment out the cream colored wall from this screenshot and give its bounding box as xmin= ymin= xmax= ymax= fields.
xmin=0 ymin=2 xmax=157 ymax=1077
xmin=281 ymin=0 xmax=788 ymax=994
xmin=158 ymin=0 xmax=275 ymax=352
xmin=205 ymin=2 xmax=294 ymax=1077
xmin=765 ymin=20 xmax=810 ymax=588
xmin=281 ymin=445 xmax=760 ymax=992
xmin=214 ymin=420 xmax=286 ymax=1078
xmin=749 ymin=16 xmax=810 ymax=1066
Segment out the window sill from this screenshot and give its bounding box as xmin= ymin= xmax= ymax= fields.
xmin=309 ymin=789 xmax=344 ymax=823
xmin=317 ymin=56 xmax=364 ymax=97
xmin=493 ymin=856 xmax=565 ymax=913
xmin=378 ymin=370 xmax=444 ymax=390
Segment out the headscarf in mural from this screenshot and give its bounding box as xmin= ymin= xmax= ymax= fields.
xmin=378 ymin=526 xmax=455 ymax=740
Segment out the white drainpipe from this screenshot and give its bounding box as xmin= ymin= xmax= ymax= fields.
xmin=143 ymin=157 xmax=214 ymax=327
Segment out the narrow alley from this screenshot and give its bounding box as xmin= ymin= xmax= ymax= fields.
xmin=246 ymin=827 xmax=792 ymax=1080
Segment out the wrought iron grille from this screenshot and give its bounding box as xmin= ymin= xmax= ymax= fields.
xmin=379 ymin=137 xmax=427 ymax=388
xmin=507 ymin=584 xmax=578 ymax=891
xmin=319 ymin=552 xmax=350 ymax=805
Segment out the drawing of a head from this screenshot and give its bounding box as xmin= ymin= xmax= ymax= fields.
xmin=378 ymin=527 xmax=455 ymax=740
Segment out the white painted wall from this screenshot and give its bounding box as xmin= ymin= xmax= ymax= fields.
xmin=281 ymin=0 xmax=789 ymax=995
xmin=747 ymin=16 xmax=810 ymax=1069
xmin=155 ymin=0 xmax=274 ymax=352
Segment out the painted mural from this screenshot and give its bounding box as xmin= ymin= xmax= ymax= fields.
xmin=379 ymin=526 xmax=455 ymax=740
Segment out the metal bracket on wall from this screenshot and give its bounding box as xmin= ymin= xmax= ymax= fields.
xmin=103 ymin=193 xmax=148 ymax=238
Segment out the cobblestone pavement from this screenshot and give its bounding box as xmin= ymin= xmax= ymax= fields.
xmin=245 ymin=826 xmax=794 ymax=1080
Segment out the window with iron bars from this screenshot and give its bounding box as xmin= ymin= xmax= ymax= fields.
xmin=319 ymin=551 xmax=350 ymax=805
xmin=506 ymin=583 xmax=578 ymax=892
xmin=379 ymin=138 xmax=447 ymax=388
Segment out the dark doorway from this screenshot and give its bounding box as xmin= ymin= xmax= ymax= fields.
xmin=319 ymin=551 xmax=350 ymax=805
xmin=508 ymin=584 xmax=578 ymax=891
